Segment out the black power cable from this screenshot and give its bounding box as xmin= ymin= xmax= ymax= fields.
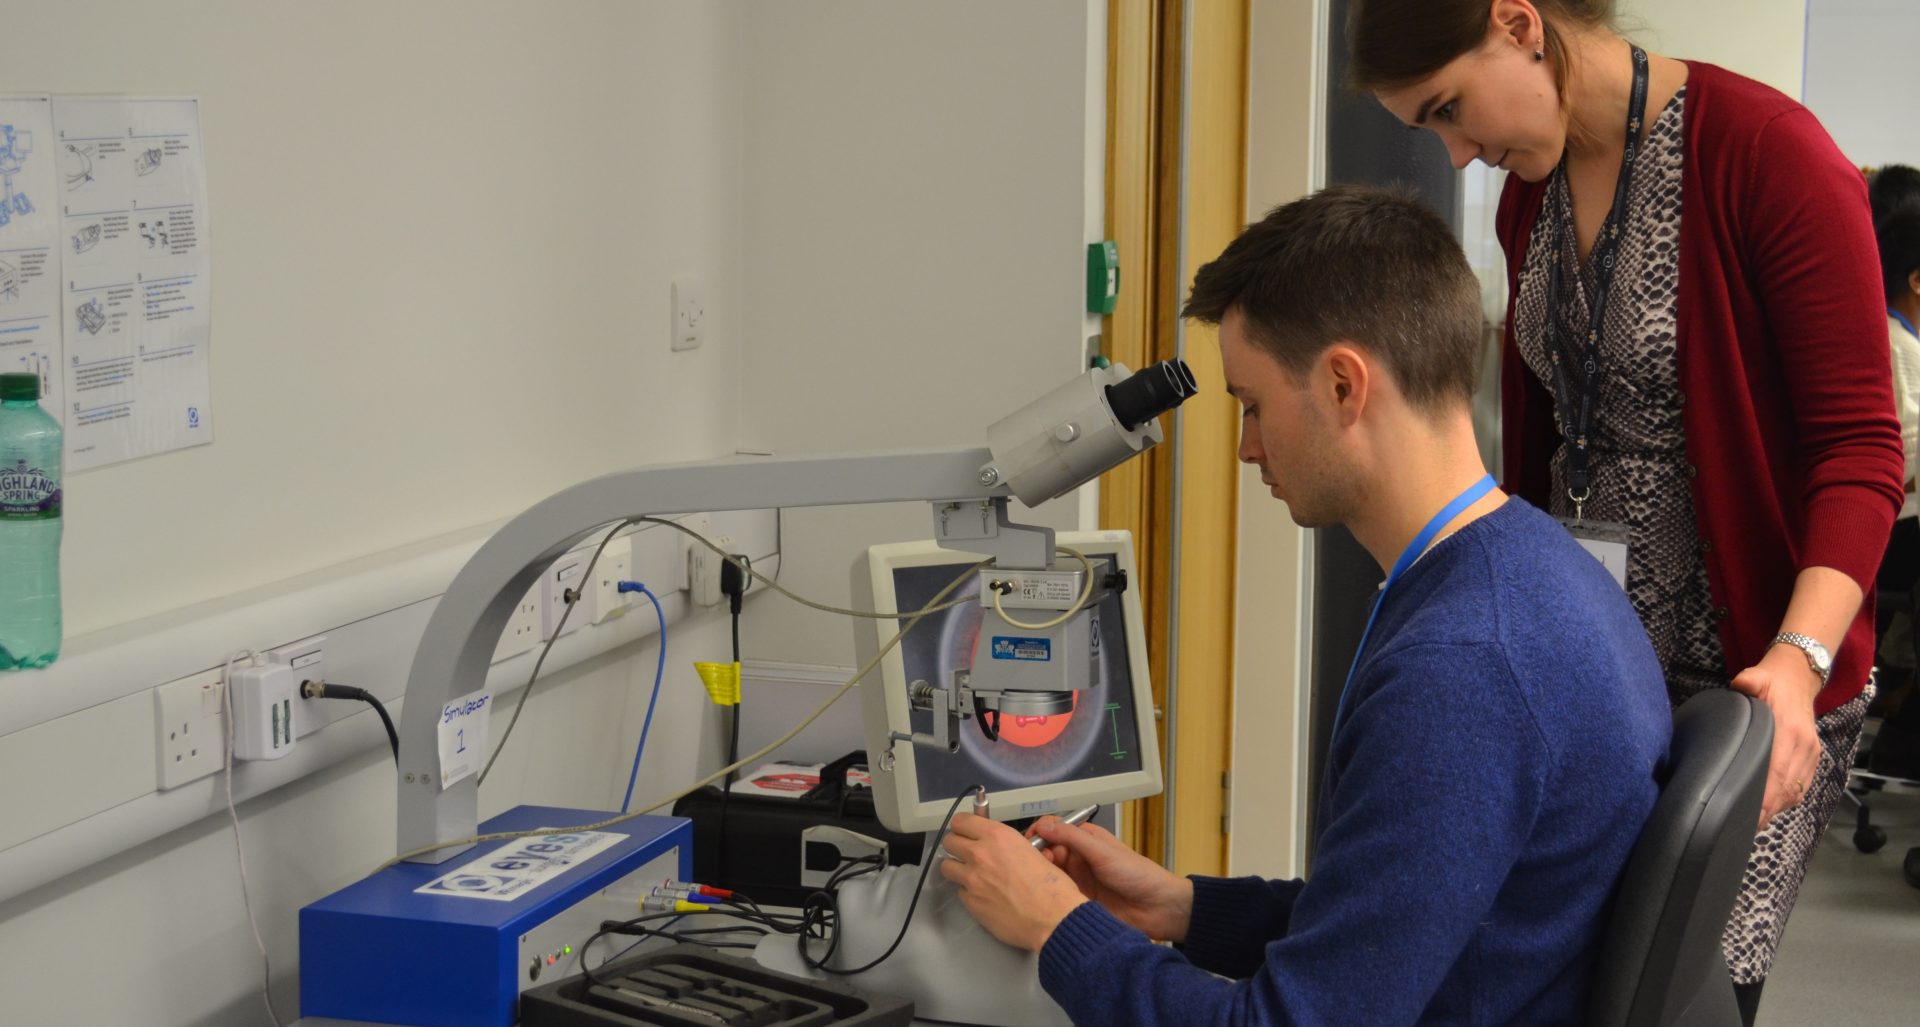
xmin=299 ymin=681 xmax=399 ymax=764
xmin=717 ymin=554 xmax=749 ymax=886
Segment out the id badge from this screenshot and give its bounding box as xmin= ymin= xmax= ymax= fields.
xmin=1556 ymin=517 xmax=1631 ymax=590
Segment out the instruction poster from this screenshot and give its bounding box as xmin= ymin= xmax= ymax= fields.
xmin=0 ymin=97 xmax=61 ymax=423
xmin=0 ymin=94 xmax=212 ymax=472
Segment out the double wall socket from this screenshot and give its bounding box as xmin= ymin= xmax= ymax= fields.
xmin=155 ymin=669 xmax=226 ymax=789
xmin=494 ymin=589 xmax=544 ymax=662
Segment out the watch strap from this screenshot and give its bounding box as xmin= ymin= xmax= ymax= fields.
xmin=1771 ymin=631 xmax=1832 ymax=685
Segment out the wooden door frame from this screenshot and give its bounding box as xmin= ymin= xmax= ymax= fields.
xmin=1101 ymin=0 xmax=1248 ymax=877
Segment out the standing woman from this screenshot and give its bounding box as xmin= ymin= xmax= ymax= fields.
xmin=1350 ymin=0 xmax=1904 ymax=1021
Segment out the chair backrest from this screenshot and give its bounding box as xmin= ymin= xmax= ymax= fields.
xmin=1587 ymin=690 xmax=1773 ymax=1027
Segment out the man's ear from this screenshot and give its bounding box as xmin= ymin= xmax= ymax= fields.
xmin=1907 ymin=268 xmax=1920 ymax=298
xmin=1323 ymin=343 xmax=1371 ymax=427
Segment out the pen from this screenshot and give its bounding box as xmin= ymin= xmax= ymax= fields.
xmin=1030 ymin=804 xmax=1100 ymax=850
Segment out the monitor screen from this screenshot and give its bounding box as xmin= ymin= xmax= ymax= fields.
xmin=855 ymin=531 xmax=1163 ymax=833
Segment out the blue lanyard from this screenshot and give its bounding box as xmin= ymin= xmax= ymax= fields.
xmin=1891 ymin=307 xmax=1917 ymax=341
xmin=1335 ymin=474 xmax=1499 ymax=729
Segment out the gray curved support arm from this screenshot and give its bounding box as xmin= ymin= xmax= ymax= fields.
xmin=396 ymin=448 xmax=1003 ymax=862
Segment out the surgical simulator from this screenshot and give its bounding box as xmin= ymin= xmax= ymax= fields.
xmin=298 ymin=358 xmax=1198 ymax=1027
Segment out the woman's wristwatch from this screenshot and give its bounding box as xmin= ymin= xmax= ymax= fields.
xmin=1770 ymin=632 xmax=1833 ymax=687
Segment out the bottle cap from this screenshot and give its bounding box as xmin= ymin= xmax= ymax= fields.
xmin=0 ymin=374 xmax=40 ymax=401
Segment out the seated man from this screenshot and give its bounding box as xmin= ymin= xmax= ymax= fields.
xmin=939 ymin=185 xmax=1672 ymax=1025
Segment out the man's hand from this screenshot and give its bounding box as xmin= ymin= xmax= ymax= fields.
xmin=1025 ymin=816 xmax=1194 ymax=943
xmin=1729 ymin=645 xmax=1824 ymax=830
xmin=938 ymin=813 xmax=1087 ymax=952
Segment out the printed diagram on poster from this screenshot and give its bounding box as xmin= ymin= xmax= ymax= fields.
xmin=53 ymin=95 xmax=212 ymax=471
xmin=0 ymin=97 xmax=62 ymax=416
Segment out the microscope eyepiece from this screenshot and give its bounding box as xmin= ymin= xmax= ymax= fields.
xmin=1105 ymin=359 xmax=1199 ymax=431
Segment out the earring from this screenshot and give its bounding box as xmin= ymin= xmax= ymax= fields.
xmin=1533 ymin=47 xmax=1545 ymax=62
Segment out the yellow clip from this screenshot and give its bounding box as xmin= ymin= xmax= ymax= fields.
xmin=695 ymin=661 xmax=741 ymax=706
xmin=675 ymin=899 xmax=712 ymax=914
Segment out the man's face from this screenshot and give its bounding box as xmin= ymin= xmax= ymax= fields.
xmin=1218 ymin=309 xmax=1347 ymax=528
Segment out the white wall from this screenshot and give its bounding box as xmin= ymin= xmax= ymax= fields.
xmin=0 ymin=2 xmax=751 ymax=1023
xmin=6 ymin=0 xmax=748 ymax=638
xmin=1618 ymin=0 xmax=1807 ymax=98
xmin=1802 ymin=0 xmax=1920 ymax=169
xmin=0 ymin=3 xmax=1116 ymax=1023
xmin=731 ymin=0 xmax=1107 ymax=759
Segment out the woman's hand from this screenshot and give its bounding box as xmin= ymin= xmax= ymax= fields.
xmin=1729 ymin=645 xmax=1824 ymax=830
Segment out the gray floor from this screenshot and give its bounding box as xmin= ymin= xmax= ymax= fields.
xmin=1757 ymin=778 xmax=1920 ymax=1025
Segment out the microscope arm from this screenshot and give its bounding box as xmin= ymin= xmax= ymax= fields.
xmin=394 ymin=447 xmax=1005 ymax=863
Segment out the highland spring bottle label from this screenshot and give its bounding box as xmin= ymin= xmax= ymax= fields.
xmin=0 ymin=458 xmax=61 ymax=520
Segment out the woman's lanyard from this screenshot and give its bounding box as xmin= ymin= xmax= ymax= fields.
xmin=1334 ymin=474 xmax=1498 ymax=730
xmin=1542 ymin=45 xmax=1651 ymax=525
xmin=1891 ymin=307 xmax=1918 ymax=340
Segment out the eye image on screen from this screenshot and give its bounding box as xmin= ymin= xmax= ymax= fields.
xmin=889 ymin=564 xmax=1146 ymax=803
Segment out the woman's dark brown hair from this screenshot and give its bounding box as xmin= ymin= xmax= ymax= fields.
xmin=1348 ymin=0 xmax=1616 ymax=98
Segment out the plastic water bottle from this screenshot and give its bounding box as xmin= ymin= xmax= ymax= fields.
xmin=0 ymin=373 xmax=62 ymax=669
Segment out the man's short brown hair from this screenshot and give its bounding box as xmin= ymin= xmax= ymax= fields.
xmin=1181 ymin=184 xmax=1483 ymax=413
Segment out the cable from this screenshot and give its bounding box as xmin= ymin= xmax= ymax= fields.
xmin=580 ymin=912 xmax=689 ymax=985
xmin=378 ymin=556 xmax=990 ymax=869
xmin=633 ymin=515 xmax=977 ymax=619
xmin=718 ymin=554 xmax=748 ymax=884
xmin=298 ymin=681 xmax=398 ymax=764
xmin=799 ymin=785 xmax=980 ymax=975
xmin=479 ymin=519 xmax=634 ymax=786
xmin=220 ymin=650 xmax=285 ymax=1027
xmin=987 ymin=545 xmax=1096 ymax=630
xmin=618 ymin=582 xmax=668 ymax=814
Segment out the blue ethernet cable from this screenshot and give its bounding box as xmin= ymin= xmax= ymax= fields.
xmin=616 ymin=581 xmax=668 ymax=813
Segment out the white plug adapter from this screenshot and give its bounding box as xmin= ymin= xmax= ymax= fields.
xmin=229 ymin=660 xmax=299 ymax=761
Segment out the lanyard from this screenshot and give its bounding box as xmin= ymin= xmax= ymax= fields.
xmin=1334 ymin=474 xmax=1499 ymax=730
xmin=1542 ymin=45 xmax=1651 ymax=524
xmin=1892 ymin=307 xmax=1918 ymax=340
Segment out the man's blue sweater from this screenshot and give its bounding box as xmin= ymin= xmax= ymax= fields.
xmin=1037 ymin=498 xmax=1672 ymax=1025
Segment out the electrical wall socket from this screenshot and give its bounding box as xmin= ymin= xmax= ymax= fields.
xmin=586 ymin=536 xmax=635 ymax=625
xmin=671 ymin=277 xmax=706 ymax=351
xmin=689 ymin=533 xmax=736 ymax=608
xmin=154 ymin=670 xmax=226 ymax=789
xmin=493 ymin=587 xmax=544 ymax=663
xmin=627 ymin=516 xmax=691 ymax=597
xmin=541 ymin=550 xmax=594 ymax=640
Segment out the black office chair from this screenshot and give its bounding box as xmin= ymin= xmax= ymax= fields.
xmin=1588 ymin=690 xmax=1773 ymax=1027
